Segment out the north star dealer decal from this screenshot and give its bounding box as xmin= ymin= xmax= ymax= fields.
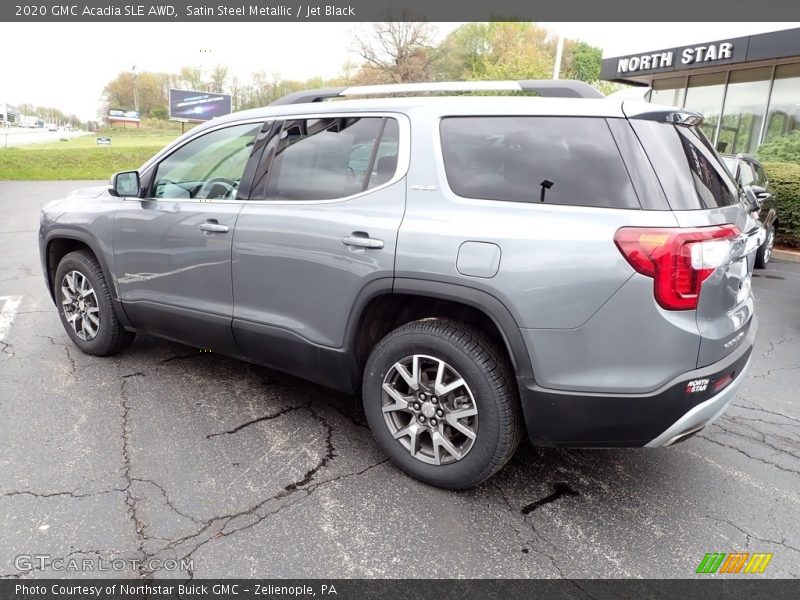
xmin=617 ymin=42 xmax=734 ymax=74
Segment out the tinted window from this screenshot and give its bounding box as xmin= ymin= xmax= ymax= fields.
xmin=721 ymin=156 xmax=737 ymax=174
xmin=440 ymin=117 xmax=640 ymax=209
xmin=263 ymin=117 xmax=395 ymax=201
xmin=738 ymin=160 xmax=756 ymax=187
xmin=152 ymin=123 xmax=262 ymax=200
xmin=630 ymin=120 xmax=739 ymax=210
xmin=751 ymin=162 xmax=768 ymax=187
xmin=678 ymin=127 xmax=738 ymax=207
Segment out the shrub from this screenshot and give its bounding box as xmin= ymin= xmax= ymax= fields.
xmin=758 ymin=132 xmax=800 ymax=163
xmin=763 ymin=161 xmax=800 ymax=248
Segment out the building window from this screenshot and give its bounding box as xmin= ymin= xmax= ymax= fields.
xmin=650 ymin=77 xmax=687 ymax=107
xmin=716 ymin=67 xmax=772 ymax=155
xmin=684 ymin=73 xmax=727 ymax=142
xmin=763 ymin=63 xmax=800 ymax=144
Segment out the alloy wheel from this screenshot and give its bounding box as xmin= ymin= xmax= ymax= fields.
xmin=61 ymin=270 xmax=101 ymax=341
xmin=381 ymin=354 xmax=478 ymax=465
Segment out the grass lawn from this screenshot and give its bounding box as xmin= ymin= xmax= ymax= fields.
xmin=0 ymin=127 xmax=183 ymax=180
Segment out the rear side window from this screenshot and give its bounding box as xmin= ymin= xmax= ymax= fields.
xmin=630 ymin=120 xmax=739 ymax=210
xmin=262 ymin=116 xmax=397 ymax=201
xmin=439 ymin=117 xmax=640 ymax=209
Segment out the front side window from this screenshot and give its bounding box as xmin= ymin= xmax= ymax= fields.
xmin=262 ymin=116 xmax=396 ymax=201
xmin=440 ymin=116 xmax=640 ymax=209
xmin=151 ymin=122 xmax=262 ymax=200
xmin=752 ymin=162 xmax=768 ymax=187
xmin=737 ymin=160 xmax=756 ymax=187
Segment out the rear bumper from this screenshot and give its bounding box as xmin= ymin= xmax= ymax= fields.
xmin=519 ymin=315 xmax=756 ymax=447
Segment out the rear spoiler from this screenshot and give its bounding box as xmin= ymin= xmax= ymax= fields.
xmin=622 ymin=101 xmax=703 ymax=126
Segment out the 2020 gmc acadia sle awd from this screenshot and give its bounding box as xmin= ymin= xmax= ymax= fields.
xmin=39 ymin=80 xmax=763 ymax=489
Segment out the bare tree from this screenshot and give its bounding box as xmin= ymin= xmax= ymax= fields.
xmin=208 ymin=65 xmax=229 ymax=93
xmin=352 ymin=22 xmax=438 ymax=83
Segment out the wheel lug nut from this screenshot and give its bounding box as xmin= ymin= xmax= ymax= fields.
xmin=436 ymin=410 xmax=443 ymax=417
xmin=413 ymin=403 xmax=420 ymax=410
xmin=419 ymin=393 xmax=426 ymax=400
xmin=431 ymin=397 xmax=438 ymax=404
xmin=419 ymin=415 xmax=426 ymax=423
xmin=430 ymin=418 xmax=438 ymax=427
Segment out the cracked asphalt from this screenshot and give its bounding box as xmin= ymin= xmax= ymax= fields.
xmin=1 ymin=181 xmax=799 ymax=579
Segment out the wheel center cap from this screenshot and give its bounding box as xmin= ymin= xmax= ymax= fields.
xmin=421 ymin=402 xmax=436 ymax=418
xmin=78 ymin=300 xmax=85 ymax=310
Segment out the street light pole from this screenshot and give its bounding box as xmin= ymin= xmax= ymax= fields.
xmin=553 ymin=35 xmax=565 ymax=80
xmin=132 ymin=65 xmax=139 ymax=113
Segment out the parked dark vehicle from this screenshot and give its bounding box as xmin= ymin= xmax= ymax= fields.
xmin=721 ymin=154 xmax=778 ymax=268
xmin=39 ymin=81 xmax=762 ymax=489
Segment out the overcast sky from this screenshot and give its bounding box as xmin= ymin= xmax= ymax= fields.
xmin=1 ymin=22 xmax=797 ymax=121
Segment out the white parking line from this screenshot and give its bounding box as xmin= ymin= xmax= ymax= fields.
xmin=0 ymin=296 xmax=23 ymax=341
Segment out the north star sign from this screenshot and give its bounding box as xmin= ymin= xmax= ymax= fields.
xmin=617 ymin=42 xmax=734 ymax=74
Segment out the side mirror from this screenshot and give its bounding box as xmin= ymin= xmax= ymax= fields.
xmin=109 ymin=171 xmax=140 ymax=197
xmin=743 ymin=185 xmax=770 ymax=211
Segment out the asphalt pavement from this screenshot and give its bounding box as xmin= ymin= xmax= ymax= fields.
xmin=1 ymin=181 xmax=799 ymax=579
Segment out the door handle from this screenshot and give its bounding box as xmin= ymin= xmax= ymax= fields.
xmin=341 ymin=233 xmax=384 ymax=250
xmin=198 ymin=221 xmax=229 ymax=233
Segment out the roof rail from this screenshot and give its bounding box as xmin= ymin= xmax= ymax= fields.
xmin=269 ymin=80 xmax=604 ymax=106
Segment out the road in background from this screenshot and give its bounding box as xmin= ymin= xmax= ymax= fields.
xmin=1 ymin=128 xmax=88 ymax=148
xmin=1 ymin=181 xmax=799 ymax=579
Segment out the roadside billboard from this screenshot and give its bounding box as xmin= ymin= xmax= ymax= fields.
xmin=169 ymin=89 xmax=232 ymax=122
xmin=108 ymin=109 xmax=141 ymax=124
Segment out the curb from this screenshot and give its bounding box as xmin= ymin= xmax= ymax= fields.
xmin=773 ymin=249 xmax=800 ymax=263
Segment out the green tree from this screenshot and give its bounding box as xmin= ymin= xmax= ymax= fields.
xmin=759 ymin=132 xmax=800 ymax=164
xmin=563 ymin=41 xmax=602 ymax=83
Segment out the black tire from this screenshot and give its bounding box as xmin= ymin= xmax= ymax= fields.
xmin=754 ymin=225 xmax=775 ymax=269
xmin=362 ymin=318 xmax=522 ymax=489
xmin=54 ymin=250 xmax=135 ymax=356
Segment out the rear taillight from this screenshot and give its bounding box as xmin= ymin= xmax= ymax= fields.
xmin=614 ymin=225 xmax=740 ymax=310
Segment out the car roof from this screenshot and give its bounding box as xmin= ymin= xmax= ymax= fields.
xmin=189 ymin=95 xmax=629 ymax=133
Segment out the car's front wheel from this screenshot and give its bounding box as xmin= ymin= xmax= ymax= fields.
xmin=363 ymin=319 xmax=522 ymax=489
xmin=755 ymin=225 xmax=775 ymax=269
xmin=55 ymin=250 xmax=135 ymax=356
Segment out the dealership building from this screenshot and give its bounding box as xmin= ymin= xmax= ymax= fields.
xmin=601 ymin=27 xmax=800 ymax=156
xmin=0 ymin=102 xmax=19 ymax=125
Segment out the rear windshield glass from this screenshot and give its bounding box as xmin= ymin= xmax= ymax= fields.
xmin=630 ymin=120 xmax=740 ymax=210
xmin=439 ymin=117 xmax=640 ymax=209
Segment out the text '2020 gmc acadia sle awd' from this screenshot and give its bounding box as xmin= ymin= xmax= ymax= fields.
xmin=39 ymin=80 xmax=762 ymax=489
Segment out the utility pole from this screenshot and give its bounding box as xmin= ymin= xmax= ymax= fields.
xmin=553 ymin=35 xmax=565 ymax=80
xmin=132 ymin=64 xmax=139 ymax=113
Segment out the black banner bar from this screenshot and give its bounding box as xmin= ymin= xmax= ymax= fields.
xmin=3 ymin=580 xmax=800 ymax=600
xmin=2 ymin=0 xmax=800 ymax=22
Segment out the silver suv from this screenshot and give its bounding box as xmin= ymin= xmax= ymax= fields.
xmin=39 ymin=80 xmax=762 ymax=489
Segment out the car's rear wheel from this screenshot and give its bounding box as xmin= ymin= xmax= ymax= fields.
xmin=55 ymin=250 xmax=135 ymax=356
xmin=363 ymin=318 xmax=522 ymax=489
xmin=755 ymin=225 xmax=775 ymax=269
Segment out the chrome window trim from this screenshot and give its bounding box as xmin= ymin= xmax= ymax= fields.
xmin=128 ymin=112 xmax=409 ymax=206
xmin=244 ymin=111 xmax=410 ymax=206
xmin=125 ymin=118 xmax=268 ymax=204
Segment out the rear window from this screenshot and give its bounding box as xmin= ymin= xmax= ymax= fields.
xmin=439 ymin=117 xmax=640 ymax=209
xmin=630 ymin=120 xmax=740 ymax=210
